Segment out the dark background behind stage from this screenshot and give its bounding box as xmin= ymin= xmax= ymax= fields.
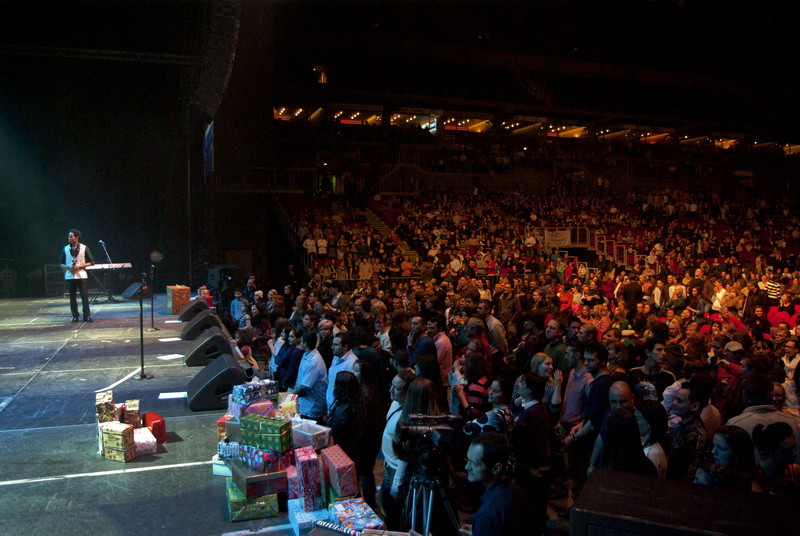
xmin=0 ymin=1 xmax=201 ymax=296
xmin=2 ymin=0 xmax=799 ymax=297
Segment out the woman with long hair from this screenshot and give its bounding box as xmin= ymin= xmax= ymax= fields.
xmin=524 ymin=353 xmax=563 ymax=418
xmin=695 ymin=425 xmax=755 ymax=492
xmin=328 ymin=370 xmax=377 ymax=508
xmin=462 ymin=375 xmax=514 ymax=438
xmin=637 ymin=400 xmax=669 ymax=479
xmin=602 ymin=407 xmax=658 ymax=477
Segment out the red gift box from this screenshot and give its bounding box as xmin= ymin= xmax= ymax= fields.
xmin=294 ymin=446 xmax=323 ymax=512
xmin=240 ymin=445 xmax=289 ymax=474
xmin=321 ymin=444 xmax=358 ymax=497
xmin=143 ymin=412 xmax=166 ymax=443
xmin=286 ymin=465 xmax=299 ymax=499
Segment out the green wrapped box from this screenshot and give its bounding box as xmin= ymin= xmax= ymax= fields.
xmin=240 ymin=415 xmax=292 ymax=452
xmin=226 ymin=477 xmax=279 ymax=521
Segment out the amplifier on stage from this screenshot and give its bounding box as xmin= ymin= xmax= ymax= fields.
xmin=167 ymin=285 xmax=191 ymax=315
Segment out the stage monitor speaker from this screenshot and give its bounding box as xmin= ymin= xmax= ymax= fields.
xmin=178 ymin=298 xmax=209 ymax=322
xmin=184 ymin=326 xmax=231 ymax=366
xmin=186 ymin=353 xmax=247 ymax=411
xmin=181 ymin=309 xmax=228 ymax=340
xmin=122 ymin=282 xmax=152 ymax=300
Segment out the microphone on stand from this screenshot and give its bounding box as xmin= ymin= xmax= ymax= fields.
xmin=99 ymin=240 xmax=105 ymax=245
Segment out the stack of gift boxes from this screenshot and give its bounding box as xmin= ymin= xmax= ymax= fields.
xmin=95 ymin=390 xmax=166 ymax=462
xmin=216 ymin=384 xmax=388 ymax=533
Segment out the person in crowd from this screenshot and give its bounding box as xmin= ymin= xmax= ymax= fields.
xmin=601 ymin=407 xmax=658 ymax=477
xmin=380 ymin=369 xmax=415 ymax=529
xmin=526 ymin=353 xmax=564 ymax=419
xmin=416 ymin=353 xmax=449 ymax=412
xmin=327 ymin=331 xmax=358 ymax=409
xmin=511 ymin=373 xmax=551 ymax=536
xmin=694 ymin=425 xmax=755 ymax=491
xmin=465 ymin=431 xmax=532 ymax=536
xmin=274 ymin=327 xmax=303 ymax=390
xmin=638 ymin=399 xmax=670 ymax=479
xmin=667 ymin=375 xmax=712 ymax=481
xmin=627 ymin=338 xmax=676 ymax=403
xmin=453 ymin=352 xmax=492 ymax=421
xmin=406 ymin=315 xmax=436 ymax=367
xmin=327 ymin=370 xmax=377 ymax=509
xmin=292 ymin=331 xmax=328 ymax=423
xmin=463 ymin=375 xmax=514 ymax=438
xmin=752 ymin=421 xmax=800 ymax=496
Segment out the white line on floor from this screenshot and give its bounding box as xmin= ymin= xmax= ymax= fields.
xmin=158 ymin=337 xmax=182 ymax=342
xmin=0 ymin=460 xmax=213 ymax=487
xmin=28 ymin=317 xmax=39 ymax=324
xmin=0 ymin=331 xmax=77 ymax=416
xmin=159 ymin=392 xmax=187 ymax=399
xmin=164 ymin=320 xmax=181 ymax=324
xmin=93 ymin=368 xmax=141 ymax=392
xmin=220 ymin=524 xmax=294 ymax=536
xmin=156 ymin=353 xmax=184 ymax=361
xmin=0 ymin=362 xmax=185 ymax=376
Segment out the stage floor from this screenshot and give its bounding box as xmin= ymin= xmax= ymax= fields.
xmin=0 ymin=295 xmax=293 ymax=536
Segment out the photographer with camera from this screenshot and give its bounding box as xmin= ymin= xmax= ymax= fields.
xmin=464 ymin=431 xmax=532 ymax=536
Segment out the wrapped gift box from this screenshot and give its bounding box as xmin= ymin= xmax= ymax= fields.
xmin=244 ymin=399 xmax=275 ymax=418
xmin=360 ymin=530 xmax=412 ymax=536
xmin=95 ymin=391 xmax=115 ymax=423
xmin=218 ymin=438 xmax=242 ymax=460
xmin=295 ymin=446 xmax=324 ymax=512
xmin=101 ymin=422 xmax=134 ymax=450
xmin=320 ymin=444 xmax=358 ymax=497
xmin=240 ymin=445 xmax=289 ymax=474
xmin=326 ymin=485 xmax=356 ymax=507
xmin=217 ymin=413 xmax=234 ymax=442
xmin=103 ymin=445 xmax=136 ymax=463
xmin=329 ymin=498 xmax=385 ymax=532
xmin=230 ymin=459 xmax=288 ymax=499
xmin=227 ymin=394 xmax=246 ymax=421
xmin=166 ymin=285 xmax=190 ymax=315
xmin=286 ymin=465 xmax=299 ymax=499
xmin=288 ymin=498 xmax=328 ymax=536
xmin=226 ymin=477 xmax=279 ymax=521
xmin=143 ymin=412 xmax=166 ymax=443
xmin=241 ymin=415 xmax=292 ymax=452
xmin=133 ymin=427 xmax=157 ymax=456
xmin=292 ymin=422 xmax=331 ymax=451
xmin=123 ymin=399 xmax=141 ymax=428
xmin=233 ymin=382 xmax=267 ymax=406
xmin=280 ymin=393 xmax=299 ymax=415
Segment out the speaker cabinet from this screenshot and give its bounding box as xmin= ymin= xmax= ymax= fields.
xmin=186 ymin=353 xmax=248 ymax=411
xmin=181 ymin=309 xmax=228 ymax=340
xmin=184 ymin=326 xmax=232 ymax=366
xmin=122 ymin=282 xmax=152 ymax=299
xmin=178 ymin=298 xmax=209 ymax=322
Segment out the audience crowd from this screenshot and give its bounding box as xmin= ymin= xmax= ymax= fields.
xmin=224 ymin=187 xmax=800 ymax=535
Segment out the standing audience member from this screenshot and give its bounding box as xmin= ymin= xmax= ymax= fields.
xmin=292 ymin=331 xmax=328 ymax=423
xmin=694 ymin=425 xmax=755 ymax=492
xmin=380 ymin=369 xmax=415 ymax=529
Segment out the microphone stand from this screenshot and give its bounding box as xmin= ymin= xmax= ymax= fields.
xmin=133 ymin=271 xmax=154 ymax=380
xmin=145 ymin=263 xmax=159 ymax=331
xmin=92 ymin=240 xmax=122 ymax=304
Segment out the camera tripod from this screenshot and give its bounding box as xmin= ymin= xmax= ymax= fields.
xmin=406 ymin=473 xmax=461 ymax=536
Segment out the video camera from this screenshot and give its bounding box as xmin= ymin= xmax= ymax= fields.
xmin=399 ymin=413 xmax=462 ymax=448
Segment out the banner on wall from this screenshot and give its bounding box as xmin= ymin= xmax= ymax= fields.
xmin=544 ymin=229 xmax=571 ymax=247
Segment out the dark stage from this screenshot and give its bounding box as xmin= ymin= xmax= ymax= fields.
xmin=0 ymin=295 xmax=293 ymax=536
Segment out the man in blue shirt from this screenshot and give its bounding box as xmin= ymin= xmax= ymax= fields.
xmin=466 ymin=431 xmax=533 ymax=536
xmin=327 ymin=331 xmax=357 ymax=409
xmin=293 ymin=331 xmax=328 ymax=422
